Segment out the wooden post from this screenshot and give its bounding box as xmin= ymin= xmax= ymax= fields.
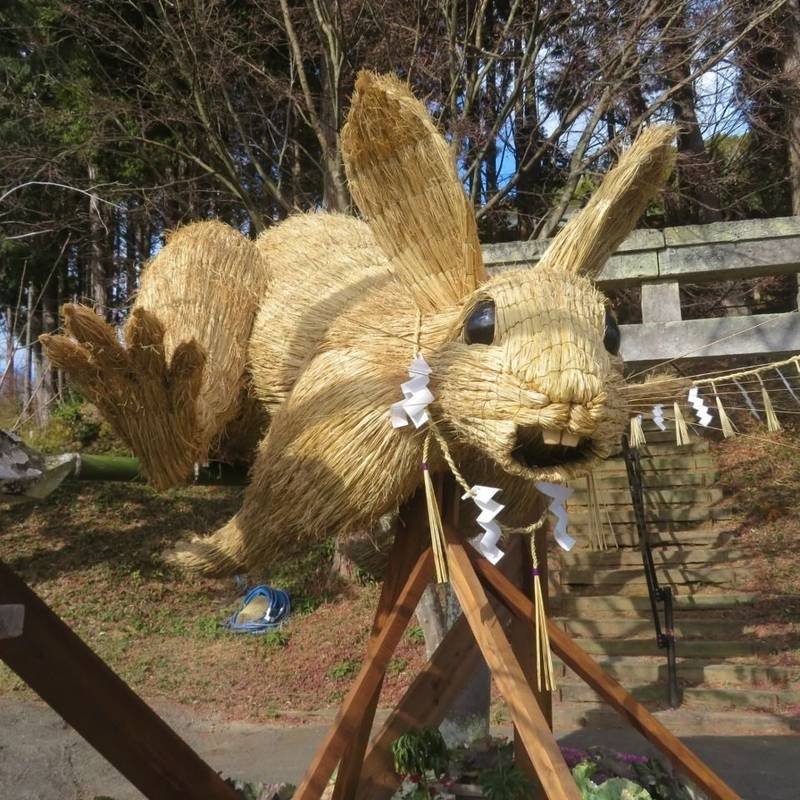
xmin=0 ymin=561 xmax=240 ymax=800
xmin=509 ymin=524 xmax=552 ymax=795
xmin=471 ymin=553 xmax=742 ymax=800
xmin=293 ymin=546 xmax=434 ymax=799
xmin=443 ymin=526 xmax=580 ymax=800
xmin=356 ymin=612 xmax=483 ymax=799
xmin=331 ymin=493 xmax=428 ymax=799
xmin=356 ymin=536 xmax=526 ymax=800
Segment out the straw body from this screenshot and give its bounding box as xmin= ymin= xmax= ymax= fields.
xmin=41 ymin=73 xmax=677 ymax=574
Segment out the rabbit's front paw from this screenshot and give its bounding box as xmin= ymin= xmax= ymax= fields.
xmin=41 ymin=304 xmax=205 ymax=490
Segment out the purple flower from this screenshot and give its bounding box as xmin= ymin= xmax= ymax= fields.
xmin=559 ymin=745 xmax=589 ymax=767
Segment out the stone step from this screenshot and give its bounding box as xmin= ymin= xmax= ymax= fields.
xmin=682 ymin=686 xmax=800 ymax=712
xmin=570 ymin=637 xmax=764 ymax=658
xmin=569 ymin=487 xmax=724 ymax=506
xmin=570 ymin=472 xmax=715 ymax=489
xmin=568 ymin=524 xmax=736 ymax=548
xmin=556 ymin=680 xmax=800 ymax=712
xmin=556 ymin=657 xmax=800 ymax=688
xmin=557 ymin=681 xmax=667 ymax=705
xmin=552 ymin=700 xmax=797 ymax=735
xmin=561 ymin=546 xmax=746 ymax=568
xmin=554 ymin=616 xmax=751 ymax=640
xmin=591 ymin=453 xmax=716 ymax=473
xmin=637 ymin=440 xmax=710 ymax=454
xmin=569 ymin=505 xmax=733 ymax=527
xmin=561 ymin=565 xmax=741 ymax=589
xmin=559 ymin=592 xmax=759 ymax=618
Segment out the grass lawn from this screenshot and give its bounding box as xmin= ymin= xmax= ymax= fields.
xmin=3 ymin=416 xmax=800 ymax=722
xmin=0 ymin=480 xmax=425 ymax=721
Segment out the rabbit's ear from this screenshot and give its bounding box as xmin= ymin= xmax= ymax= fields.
xmin=536 ymin=126 xmax=677 ymax=278
xmin=342 ymin=71 xmax=487 ymax=312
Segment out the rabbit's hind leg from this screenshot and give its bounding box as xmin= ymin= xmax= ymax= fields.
xmin=42 ymin=220 xmax=270 ymax=489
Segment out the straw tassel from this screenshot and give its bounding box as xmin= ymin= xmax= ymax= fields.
xmin=530 ymin=535 xmax=556 ymax=692
xmin=673 ymin=401 xmax=691 ymax=446
xmin=758 ymin=376 xmax=781 ymax=433
xmin=711 ymin=381 xmax=736 ymax=439
xmin=422 ymin=433 xmax=448 ymax=583
xmin=629 ymin=414 xmax=646 ymax=448
xmin=585 ymin=471 xmax=607 ymax=551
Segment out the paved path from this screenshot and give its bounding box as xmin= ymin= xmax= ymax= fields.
xmin=0 ymin=696 xmax=797 ymax=799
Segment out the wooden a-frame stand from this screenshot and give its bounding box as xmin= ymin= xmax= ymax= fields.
xmin=294 ymin=487 xmax=742 ymax=800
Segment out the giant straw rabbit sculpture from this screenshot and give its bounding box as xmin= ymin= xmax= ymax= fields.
xmin=42 ymin=72 xmax=680 ymax=575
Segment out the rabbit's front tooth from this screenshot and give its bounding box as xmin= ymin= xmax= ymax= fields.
xmin=560 ymin=432 xmax=581 ymax=447
xmin=542 ymin=429 xmax=561 ymax=445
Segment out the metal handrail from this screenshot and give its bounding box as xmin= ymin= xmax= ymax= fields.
xmin=621 ymin=435 xmax=680 ymax=708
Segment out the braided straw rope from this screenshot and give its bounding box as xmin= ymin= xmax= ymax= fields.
xmin=427 ymin=419 xmax=548 ymax=536
xmin=693 ymin=354 xmax=800 ymax=387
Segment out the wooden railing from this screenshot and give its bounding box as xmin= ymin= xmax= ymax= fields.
xmin=482 ymin=216 xmax=800 ymax=366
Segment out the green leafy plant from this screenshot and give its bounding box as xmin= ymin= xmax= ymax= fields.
xmin=572 ymin=762 xmax=653 ymax=800
xmin=391 ymin=728 xmax=450 ymax=795
xmin=327 ymin=659 xmax=358 ymax=679
xmin=261 ymin=629 xmax=291 ymax=649
xmin=406 ymin=625 xmax=425 ymax=644
xmin=478 ymin=757 xmax=532 ymax=800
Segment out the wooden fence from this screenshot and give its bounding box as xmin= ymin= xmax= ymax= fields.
xmin=483 ymin=216 xmax=800 ymax=366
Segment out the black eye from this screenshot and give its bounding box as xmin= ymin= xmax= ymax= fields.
xmin=464 ymin=299 xmax=495 ymax=345
xmin=604 ymin=308 xmax=620 ymax=356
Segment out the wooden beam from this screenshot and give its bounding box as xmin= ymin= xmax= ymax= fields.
xmin=356 ymin=535 xmax=527 ymax=800
xmin=356 ymin=612 xmax=483 ymax=800
xmin=293 ymin=547 xmax=434 ymax=799
xmin=443 ymin=527 xmax=580 ymax=800
xmin=0 ymin=561 xmax=240 ymax=800
xmin=482 ymin=216 xmax=800 ymax=286
xmin=470 ymin=554 xmax=742 ymax=800
xmin=509 ymin=527 xmax=552 ymax=797
xmin=332 ymin=494 xmax=428 ymax=799
xmin=619 ymin=312 xmax=800 ymax=363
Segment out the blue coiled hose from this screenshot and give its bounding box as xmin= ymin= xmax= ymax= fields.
xmin=223 ymin=585 xmax=291 ymax=634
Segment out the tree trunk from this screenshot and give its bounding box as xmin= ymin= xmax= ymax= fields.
xmin=319 ymin=59 xmax=347 ymax=212
xmin=24 ymin=283 xmax=33 ymax=409
xmin=3 ymin=306 xmax=16 ymax=401
xmin=515 ymin=51 xmax=541 ymax=241
xmin=662 ymin=3 xmax=721 ymax=225
xmin=785 ymin=0 xmax=800 ymax=214
xmin=416 ymin=583 xmax=491 ymax=747
xmin=39 ymin=279 xmax=58 ymax=421
xmin=88 ymin=163 xmax=108 ymax=317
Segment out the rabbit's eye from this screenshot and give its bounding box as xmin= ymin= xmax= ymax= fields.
xmin=604 ymin=308 xmax=620 ymax=356
xmin=464 ymin=299 xmax=495 ymax=345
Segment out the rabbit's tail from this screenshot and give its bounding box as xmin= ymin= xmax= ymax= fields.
xmin=165 ymin=515 xmax=248 ymax=576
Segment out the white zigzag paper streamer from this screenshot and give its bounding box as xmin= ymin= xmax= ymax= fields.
xmin=463 ymin=485 xmax=505 ymax=564
xmin=651 ymin=404 xmax=666 ymax=432
xmin=390 ymin=354 xmax=434 ymax=429
xmin=687 ymin=387 xmax=712 ymax=427
xmin=534 ymin=481 xmax=576 ymax=551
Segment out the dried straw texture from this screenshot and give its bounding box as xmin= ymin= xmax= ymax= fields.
xmin=171 ymin=256 xmax=625 ymax=574
xmin=135 ymin=221 xmax=270 ymax=455
xmin=435 ymin=268 xmax=627 ymax=484
xmin=618 ymin=375 xmax=692 ymax=408
xmin=537 ymin=126 xmax=677 ymax=278
xmin=43 ymin=76 xmax=677 ymax=576
xmin=342 ymin=71 xmax=486 ymax=313
xmin=41 ymin=305 xmax=205 ymax=490
xmin=171 ymin=213 xmax=460 ymax=573
xmin=42 ymin=221 xmax=268 ymax=488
